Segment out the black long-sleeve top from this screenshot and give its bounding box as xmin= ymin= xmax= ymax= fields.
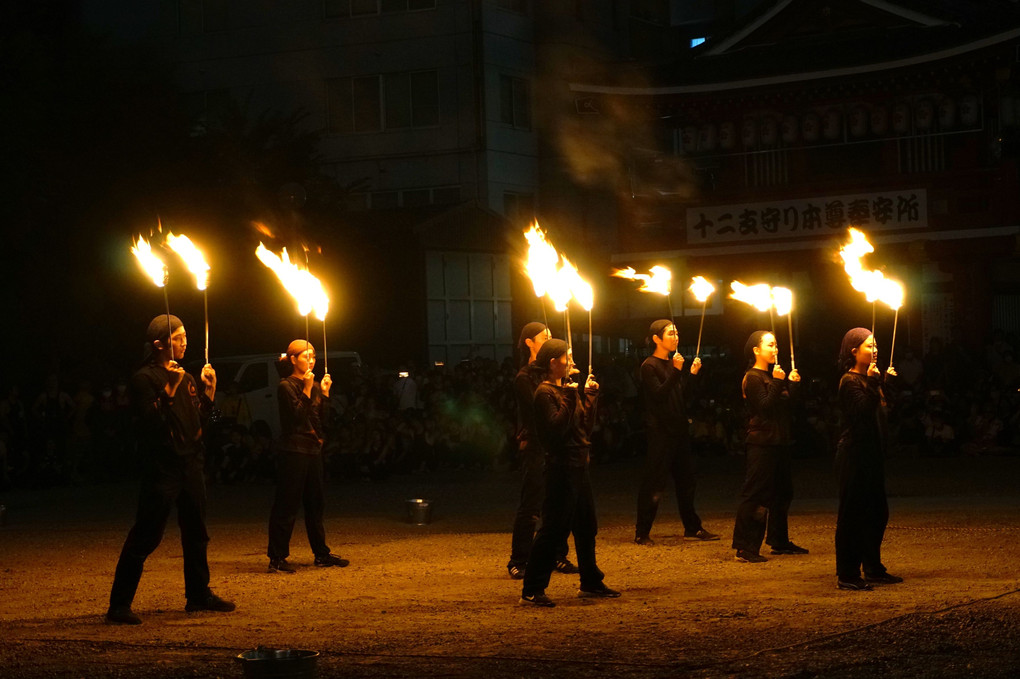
xmin=837 ymin=371 xmax=892 ymax=464
xmin=533 ymin=382 xmax=598 ymax=468
xmin=742 ymin=368 xmax=798 ymax=446
xmin=277 ymin=376 xmax=330 ymax=455
xmin=130 ymin=361 xmax=212 ymax=459
xmin=640 ymin=355 xmax=698 ymax=434
xmin=513 ymin=364 xmax=544 ymax=452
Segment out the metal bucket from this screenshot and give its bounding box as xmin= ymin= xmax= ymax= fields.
xmin=235 ymin=647 xmax=319 ymax=679
xmin=405 ymin=498 xmax=432 ymax=525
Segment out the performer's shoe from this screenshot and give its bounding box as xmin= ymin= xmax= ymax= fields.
xmin=519 ymin=592 xmax=556 ymax=607
xmin=185 ymin=591 xmax=236 ymax=613
xmin=865 ymin=572 xmax=903 ymax=584
xmin=735 ymin=549 xmax=768 ymax=563
xmin=685 ymin=529 xmax=720 ymax=541
xmin=507 ymin=564 xmax=525 ymax=580
xmin=554 ymin=559 xmax=580 ymax=574
xmin=268 ymin=558 xmax=296 ymax=573
xmin=769 ymin=542 xmax=810 ymax=555
xmin=106 ymin=606 xmax=141 ymax=625
xmin=837 ymin=577 xmax=873 ymax=591
xmin=314 ymin=553 xmax=350 ymax=568
xmin=578 ymin=583 xmax=622 ymax=598
xmin=634 ymin=535 xmax=655 ymax=546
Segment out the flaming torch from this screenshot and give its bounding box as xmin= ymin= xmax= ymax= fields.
xmin=882 ymin=280 xmax=905 ymax=368
xmin=839 ymin=228 xmax=904 ymax=364
xmin=523 ymin=223 xmax=559 ymax=328
xmin=771 ymin=286 xmax=795 ymax=371
xmin=256 ymin=242 xmax=332 ymax=372
xmin=613 ymin=265 xmax=675 ymax=326
xmin=730 ymin=281 xmax=781 ymax=367
xmin=689 ymin=276 xmax=715 ymax=359
xmin=562 ymin=259 xmax=594 ymax=376
xmin=131 ymin=234 xmax=172 ymax=353
xmin=166 ymin=233 xmax=211 ymax=364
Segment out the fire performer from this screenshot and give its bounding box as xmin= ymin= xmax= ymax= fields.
xmin=519 ymin=340 xmax=619 ymax=606
xmin=267 ymin=340 xmax=349 ymax=573
xmin=106 ymin=315 xmax=234 ymax=625
xmin=634 ymin=320 xmax=717 ymax=546
xmin=834 ymin=328 xmax=903 ymax=591
xmin=506 ymin=322 xmax=578 ymax=580
xmin=731 ymin=331 xmax=807 ymax=564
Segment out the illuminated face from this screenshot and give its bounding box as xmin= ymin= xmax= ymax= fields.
xmin=290 ymin=344 xmax=316 ymax=374
xmin=755 ymin=333 xmax=777 ymax=364
xmin=548 ymin=352 xmax=570 ymax=382
xmin=853 ymin=335 xmax=877 ymax=366
xmin=169 ymin=326 xmax=187 ymax=361
xmin=658 ymin=324 xmax=679 ymax=352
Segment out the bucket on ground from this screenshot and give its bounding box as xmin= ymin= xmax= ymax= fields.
xmin=406 ymin=498 xmax=432 ymax=525
xmin=236 ymin=647 xmax=319 ymax=679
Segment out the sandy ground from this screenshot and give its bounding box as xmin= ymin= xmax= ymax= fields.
xmin=1 ymin=455 xmax=1019 ymax=678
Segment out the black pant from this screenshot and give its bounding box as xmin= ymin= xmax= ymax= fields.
xmin=834 ymin=446 xmax=889 ymax=579
xmin=731 ymin=444 xmax=794 ymax=552
xmin=636 ymin=427 xmax=702 ymax=538
xmin=267 ymin=452 xmax=330 ymax=560
xmin=109 ymin=454 xmax=210 ymax=608
xmin=522 ymin=464 xmax=603 ymax=596
xmin=509 ymin=447 xmax=569 ymax=568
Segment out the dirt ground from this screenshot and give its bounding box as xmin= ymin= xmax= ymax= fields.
xmin=1 ymin=455 xmax=1019 ymax=678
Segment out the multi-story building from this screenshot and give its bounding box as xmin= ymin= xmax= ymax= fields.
xmin=568 ymin=0 xmax=1020 ymax=361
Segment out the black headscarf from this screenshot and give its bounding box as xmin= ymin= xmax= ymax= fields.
xmin=743 ymin=330 xmax=769 ymax=368
xmin=839 ymin=327 xmax=873 ymax=371
xmin=517 ymin=321 xmax=548 ymax=367
xmin=534 ymin=339 xmax=569 ymax=377
xmin=142 ymin=314 xmax=183 ymax=362
xmin=647 ymin=319 xmax=674 ymax=348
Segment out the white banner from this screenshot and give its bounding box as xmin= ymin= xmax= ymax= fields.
xmin=685 ymin=189 xmax=927 ymax=244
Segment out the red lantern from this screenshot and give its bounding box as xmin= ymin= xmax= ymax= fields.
xmin=802 ymin=112 xmax=820 ymax=142
xmin=719 ymin=121 xmax=736 ymax=150
xmin=781 ymin=114 xmax=798 ymax=144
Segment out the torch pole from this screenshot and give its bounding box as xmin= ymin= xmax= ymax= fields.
xmin=204 ymin=289 xmax=209 ymax=365
xmin=587 ymin=309 xmax=593 ymax=377
xmin=564 ymin=309 xmax=572 ymax=352
xmin=888 ymin=308 xmax=899 ymax=368
xmin=666 ymin=293 xmax=676 ymax=330
xmin=322 ymin=319 xmax=329 ymax=374
xmin=769 ymin=306 xmax=779 ymax=369
xmin=871 ymin=302 xmax=876 ymax=343
xmin=162 ymin=266 xmax=173 ymax=362
xmin=695 ymin=299 xmax=707 ymax=358
xmin=540 ymin=297 xmax=548 ymax=329
xmin=788 ymin=312 xmax=796 ymax=372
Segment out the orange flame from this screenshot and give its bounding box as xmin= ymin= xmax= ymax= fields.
xmin=561 ymin=257 xmax=594 ymax=311
xmin=730 ymin=281 xmax=774 ymax=312
xmin=130 ymin=235 xmax=167 ymax=287
xmin=256 ymin=243 xmax=329 ymax=320
xmin=689 ymin=276 xmax=715 ymax=303
xmin=771 ymin=287 xmax=793 ymax=317
xmin=166 ymin=232 xmax=210 ymax=291
xmin=840 ymin=228 xmax=904 ymax=308
xmin=612 ymin=265 xmax=672 ymax=296
xmin=523 ymin=223 xmax=560 ymax=299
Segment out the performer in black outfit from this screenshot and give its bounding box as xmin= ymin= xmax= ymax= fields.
xmin=267 ymin=340 xmax=348 ymax=573
xmin=635 ymin=319 xmax=717 ymax=545
xmin=107 ymin=315 xmax=234 ymax=625
xmin=507 ymin=322 xmax=577 ymax=579
xmin=520 ymin=340 xmax=619 ymax=607
xmin=732 ymin=330 xmax=807 ymax=563
xmin=835 ymin=328 xmax=903 ymax=591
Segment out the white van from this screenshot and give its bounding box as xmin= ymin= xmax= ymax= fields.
xmin=206 ymin=351 xmax=361 ymax=436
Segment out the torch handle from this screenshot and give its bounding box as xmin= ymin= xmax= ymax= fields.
xmin=162 ymin=267 xmax=172 ymax=361
xmin=204 ymin=289 xmax=209 ymax=365
xmin=888 ymin=308 xmax=899 ymax=368
xmin=788 ymin=313 xmax=796 ymax=372
xmin=769 ymin=307 xmax=779 ymax=369
xmin=322 ymin=319 xmax=329 ymax=375
xmin=695 ymin=300 xmax=706 ymax=358
xmin=588 ymin=309 xmax=593 ymax=378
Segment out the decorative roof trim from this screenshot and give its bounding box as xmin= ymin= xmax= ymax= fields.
xmin=570 ymin=26 xmax=1020 ymax=96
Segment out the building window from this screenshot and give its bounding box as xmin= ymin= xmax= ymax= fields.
xmin=499 ymin=75 xmax=531 ymax=129
xmin=496 ymin=0 xmax=529 ymax=14
xmin=181 ymin=88 xmax=232 ymax=136
xmin=324 ymin=0 xmax=434 ymax=18
xmin=690 ymin=37 xmax=706 ymax=48
xmin=503 ymin=191 xmax=535 ymax=221
xmin=328 ymin=70 xmax=438 ymax=134
xmin=354 ymin=186 xmax=461 ymax=210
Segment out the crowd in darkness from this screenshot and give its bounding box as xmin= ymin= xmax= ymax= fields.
xmin=2 ymin=331 xmax=1019 ymax=492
